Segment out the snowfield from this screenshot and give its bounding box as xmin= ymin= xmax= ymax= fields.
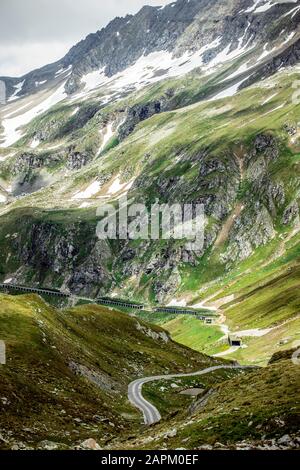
xmin=76 ymin=36 xmax=253 ymax=101
xmin=72 ymin=181 xmax=102 ymax=200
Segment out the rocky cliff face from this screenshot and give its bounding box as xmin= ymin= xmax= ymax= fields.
xmin=6 ymin=217 xmax=113 ymax=296
xmin=63 ymin=0 xmax=206 ymax=89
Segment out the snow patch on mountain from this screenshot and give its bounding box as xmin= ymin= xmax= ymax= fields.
xmin=244 ymin=0 xmax=295 ymax=14
xmin=209 ymin=76 xmax=252 ymax=101
xmin=107 ymin=177 xmax=134 ymax=195
xmin=166 ymin=298 xmax=187 ymax=307
xmin=0 ymin=83 xmax=67 ymax=148
xmin=76 ymin=36 xmax=255 ymax=102
xmin=35 ymin=80 xmax=47 ymax=88
xmin=281 ymin=3 xmax=300 ymax=18
xmin=30 ymin=137 xmax=40 ymax=149
xmin=72 ymin=181 xmax=102 ymax=200
xmin=7 ymin=80 xmax=25 ymax=102
xmin=55 ymin=65 xmax=72 ymax=77
xmin=254 ymin=1 xmax=275 ymax=13
xmin=70 ymin=106 xmax=79 ymax=116
xmin=261 ymin=92 xmax=278 ymax=104
xmin=97 ymin=123 xmax=114 ymax=155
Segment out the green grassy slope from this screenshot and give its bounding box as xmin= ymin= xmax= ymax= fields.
xmin=158 ymin=258 xmax=300 ymax=365
xmin=162 ymin=316 xmax=223 ymax=356
xmin=0 ymin=293 xmax=216 ymax=450
xmin=146 ymin=218 xmax=298 ymax=365
xmin=119 ymin=351 xmax=300 ymax=450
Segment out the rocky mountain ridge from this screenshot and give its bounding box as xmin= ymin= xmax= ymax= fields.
xmin=1 ymin=0 xmax=300 ymax=100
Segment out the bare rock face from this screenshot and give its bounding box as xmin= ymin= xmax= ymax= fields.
xmin=69 ymin=361 xmax=119 ymax=392
xmin=118 ymin=91 xmax=174 ymax=140
xmin=78 ymin=438 xmax=102 ymax=451
xmin=12 ymin=153 xmax=44 ymax=175
xmin=36 ymin=440 xmax=69 ymax=450
xmin=13 ymin=219 xmax=112 ymax=296
xmin=66 ymin=150 xmax=91 ymax=170
xmin=136 ymin=322 xmax=169 ymax=343
xmin=222 ymin=203 xmax=275 ymax=263
xmin=283 ymin=201 xmax=299 ymax=226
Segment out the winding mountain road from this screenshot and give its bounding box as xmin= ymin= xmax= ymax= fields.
xmin=128 ymin=364 xmax=255 ymax=425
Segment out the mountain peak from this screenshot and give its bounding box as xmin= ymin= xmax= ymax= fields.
xmin=1 ymin=0 xmax=299 ymax=101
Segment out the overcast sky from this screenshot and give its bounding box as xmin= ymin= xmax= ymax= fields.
xmin=0 ymin=0 xmax=171 ymax=77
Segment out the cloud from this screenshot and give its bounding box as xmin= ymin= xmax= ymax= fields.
xmin=0 ymin=42 xmax=75 ymax=77
xmin=0 ymin=0 xmax=171 ymax=76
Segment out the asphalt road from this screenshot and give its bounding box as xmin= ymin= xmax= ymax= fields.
xmin=128 ymin=364 xmax=254 ymax=425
